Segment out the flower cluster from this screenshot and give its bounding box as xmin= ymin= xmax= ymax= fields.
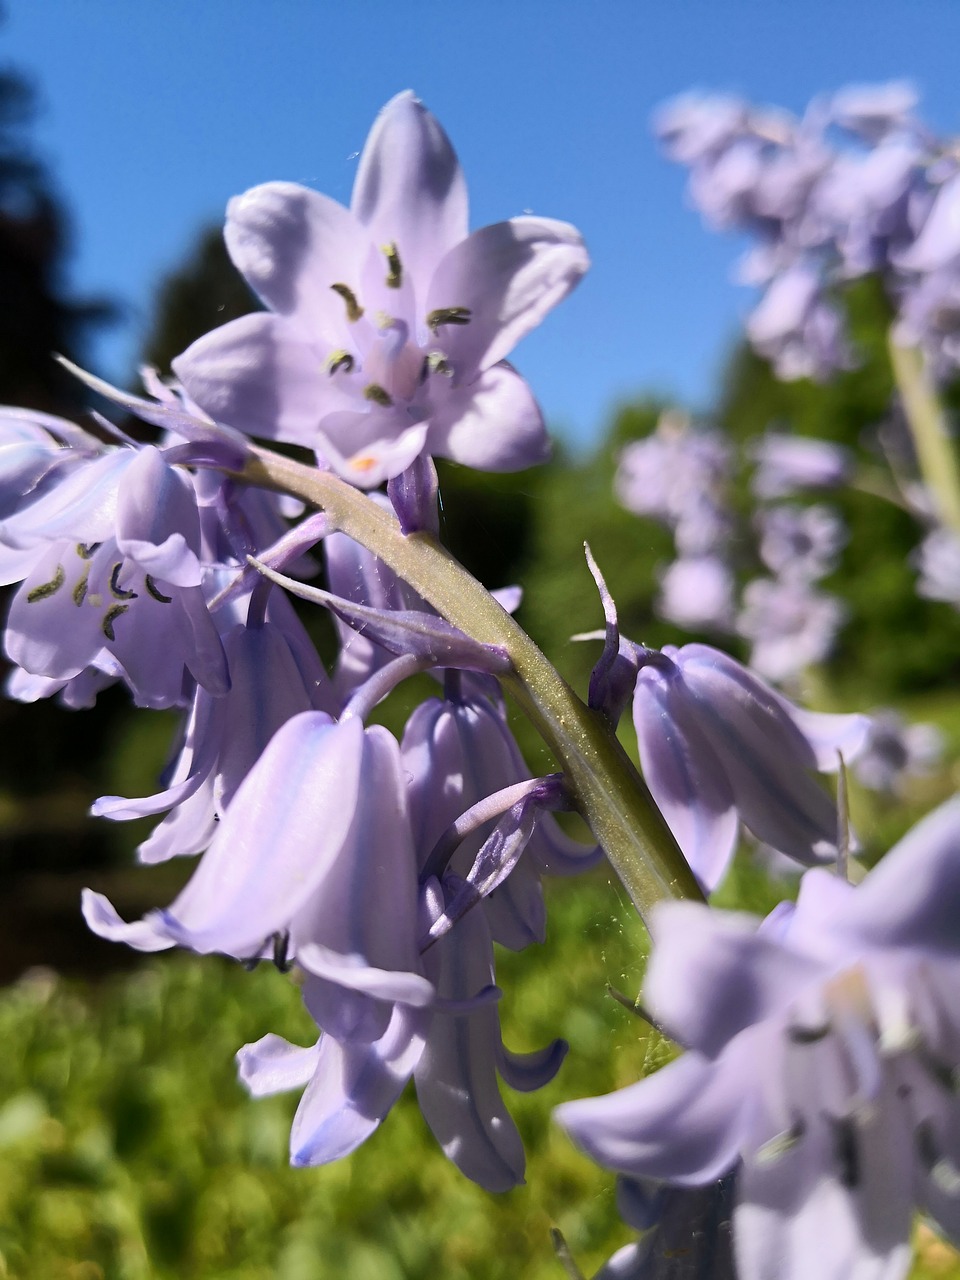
xmin=656 ymin=81 xmax=960 ymax=381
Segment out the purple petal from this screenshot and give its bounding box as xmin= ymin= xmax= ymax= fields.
xmin=81 ymin=889 xmax=175 ymax=952
xmin=497 ymin=1039 xmax=568 ymax=1092
xmin=427 ymin=362 xmax=550 ymax=472
xmin=314 ymin=416 xmax=429 ymax=488
xmin=644 ymin=901 xmax=824 ymax=1056
xmin=174 ymin=313 xmax=351 ymax=445
xmin=351 ymin=91 xmax=469 ymax=313
xmin=675 ymin=646 xmax=840 ymax=867
xmin=297 ymin=942 xmax=434 ymax=1008
xmin=819 ymin=793 xmax=960 ymax=952
xmin=115 ymin=447 xmax=202 ymax=587
xmin=426 ymin=217 xmax=589 ymax=373
xmin=224 ymin=181 xmax=369 ymax=338
xmin=416 ymin=902 xmax=525 ymax=1191
xmin=236 ymin=1033 xmax=321 ymax=1097
xmin=633 ymin=664 xmax=740 ymax=892
xmin=161 ymin=712 xmax=363 ymax=956
xmin=290 ymin=1003 xmax=427 ymax=1166
xmin=555 ymin=1051 xmax=748 ymax=1185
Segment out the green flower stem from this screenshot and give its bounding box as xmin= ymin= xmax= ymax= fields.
xmin=888 ymin=335 xmax=960 ymax=535
xmin=237 ymin=447 xmax=704 ymax=920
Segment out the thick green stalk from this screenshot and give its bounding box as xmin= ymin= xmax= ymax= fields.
xmin=888 ymin=336 xmax=960 ymax=535
xmin=237 ymin=448 xmax=704 ymax=920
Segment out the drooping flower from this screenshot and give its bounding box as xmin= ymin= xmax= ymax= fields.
xmin=174 ymin=91 xmax=589 ymax=486
xmin=556 ymin=794 xmax=960 ymax=1280
xmin=755 ymin=503 xmax=846 ymax=582
xmin=401 ymin=682 xmax=599 ymax=950
xmin=631 ymin=642 xmax=868 ymax=890
xmin=852 ymin=709 xmax=944 ymax=795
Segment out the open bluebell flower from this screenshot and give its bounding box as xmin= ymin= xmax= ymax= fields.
xmin=174 ymin=91 xmax=589 ymax=486
xmin=736 ymin=575 xmax=847 ymax=682
xmin=632 ymin=643 xmax=868 ymax=891
xmin=2 ymin=443 xmax=228 ymax=708
xmin=750 ymin=433 xmax=852 ymax=500
xmin=557 ymin=794 xmax=960 ymax=1280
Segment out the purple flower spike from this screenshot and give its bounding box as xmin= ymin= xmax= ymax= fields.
xmin=174 ymin=91 xmax=588 ymax=485
xmin=556 ymin=793 xmax=960 ymax=1280
xmin=632 ymin=642 xmax=868 ymax=891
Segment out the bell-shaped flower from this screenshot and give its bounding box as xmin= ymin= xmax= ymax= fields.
xmin=632 ymin=643 xmax=869 ymax=891
xmin=556 ymin=793 xmax=960 ymax=1280
xmin=237 ymin=873 xmax=567 ymax=1190
xmin=2 ymin=444 xmax=227 ymax=708
xmin=402 ymin=685 xmax=599 ymax=949
xmin=92 ymin=592 xmax=336 ymax=862
xmin=84 ymin=710 xmax=433 ymax=1040
xmin=173 ymin=91 xmax=589 ymax=486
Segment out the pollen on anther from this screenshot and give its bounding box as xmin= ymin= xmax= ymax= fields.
xmin=331 ymin=283 xmax=364 ymax=323
xmin=27 ymin=564 xmax=66 ymax=602
xmin=102 ymin=603 xmax=129 ymax=641
xmin=382 ymin=242 xmax=402 ymax=289
xmin=363 ymin=384 xmax=393 ymax=407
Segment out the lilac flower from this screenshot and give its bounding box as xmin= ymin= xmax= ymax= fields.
xmin=737 ymin=576 xmax=847 ymax=682
xmin=656 ymin=555 xmax=735 ymax=633
xmin=237 ymin=875 xmax=566 ymax=1189
xmin=614 ymin=412 xmax=730 ymax=545
xmin=914 ymin=526 xmax=960 ymax=607
xmin=1 ymin=444 xmax=228 ymax=709
xmin=756 ymin=503 xmax=846 ymax=582
xmin=91 ymin=593 xmax=336 ymax=863
xmin=750 ymin=432 xmax=851 ymax=500
xmin=402 ymin=684 xmax=598 ymax=950
xmin=632 ymin=643 xmax=868 ymax=891
xmin=174 ymin=91 xmax=589 ymax=486
xmin=556 ymin=794 xmax=960 ymax=1280
xmin=84 ymin=711 xmax=432 ymax=1024
xmin=852 ymin=709 xmax=944 ymax=794
xmin=746 ymin=262 xmax=852 ymax=382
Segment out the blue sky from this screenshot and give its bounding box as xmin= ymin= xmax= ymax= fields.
xmin=6 ymin=0 xmax=960 ymax=448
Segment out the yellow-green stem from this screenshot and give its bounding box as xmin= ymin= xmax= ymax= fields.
xmin=888 ymin=336 xmax=960 ymax=535
xmin=237 ymin=448 xmax=704 ymax=920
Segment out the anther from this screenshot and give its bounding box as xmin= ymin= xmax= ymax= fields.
xmin=109 ymin=563 xmax=138 ymax=601
xmin=427 ymin=306 xmax=472 ymax=333
xmin=421 ymin=351 xmax=453 ymax=379
xmin=382 ymin=241 xmax=402 ymax=289
xmin=27 ymin=564 xmax=66 ymax=602
xmin=326 ymin=349 xmax=355 ymax=375
xmin=76 ymin=542 xmax=101 ymax=560
xmin=330 ymin=283 xmax=364 ymax=322
xmin=102 ymin=603 xmax=129 ymax=641
xmin=72 ymin=572 xmax=89 ymax=607
xmin=787 ymin=1022 xmax=831 ymax=1045
xmin=363 ymin=384 xmax=394 ymax=407
xmin=144 ymin=575 xmax=173 ymax=604
xmin=829 ymin=1115 xmax=860 ymax=1189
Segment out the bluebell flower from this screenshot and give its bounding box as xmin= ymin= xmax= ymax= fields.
xmin=632 ymin=643 xmax=868 ymax=890
xmin=557 ymin=794 xmax=960 ymax=1280
xmin=174 ymin=91 xmax=588 ymax=485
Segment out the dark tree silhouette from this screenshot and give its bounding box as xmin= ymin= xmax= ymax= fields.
xmin=0 ymin=58 xmax=114 ymax=411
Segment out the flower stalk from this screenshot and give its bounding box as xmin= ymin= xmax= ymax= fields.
xmin=888 ymin=335 xmax=960 ymax=536
xmin=237 ymin=445 xmax=704 ymax=920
